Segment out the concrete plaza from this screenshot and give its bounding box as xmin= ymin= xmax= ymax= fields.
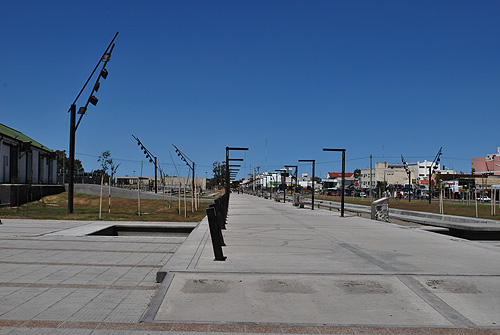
xmin=1 ymin=194 xmax=500 ymax=334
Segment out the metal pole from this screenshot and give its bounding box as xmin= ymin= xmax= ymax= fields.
xmin=341 ymin=151 xmax=345 ymax=217
xmin=408 ymin=170 xmax=411 ymax=202
xmin=312 ymin=161 xmax=315 ymax=210
xmin=192 ymin=162 xmax=196 ymax=211
xmin=68 ymin=104 xmax=76 ymax=214
xmin=283 ymin=171 xmax=286 ymax=203
xmin=428 ymin=166 xmax=432 ymax=204
xmin=225 ymin=147 xmax=230 ymax=196
xmin=154 ymin=157 xmax=158 ymax=193
xmin=370 ymin=154 xmax=373 ymax=201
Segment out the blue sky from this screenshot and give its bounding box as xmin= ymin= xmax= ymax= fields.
xmin=1 ymin=0 xmax=499 ymax=180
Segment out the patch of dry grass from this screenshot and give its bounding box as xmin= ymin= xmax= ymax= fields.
xmin=0 ymin=192 xmax=207 ymax=222
xmin=314 ymin=195 xmax=500 ymax=221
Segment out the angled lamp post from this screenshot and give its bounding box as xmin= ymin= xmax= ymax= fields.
xmin=323 ymin=148 xmax=346 ymax=217
xmin=401 ymin=155 xmax=411 ymax=202
xmin=298 ymin=159 xmax=315 ymax=210
xmin=132 ymin=135 xmax=158 ymax=193
xmin=68 ymin=32 xmax=118 ymax=213
xmin=428 ymin=147 xmax=443 ymax=204
xmin=173 ymin=144 xmax=196 ymax=204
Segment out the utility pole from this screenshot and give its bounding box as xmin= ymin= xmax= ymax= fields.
xmin=370 ymin=154 xmax=373 ymax=201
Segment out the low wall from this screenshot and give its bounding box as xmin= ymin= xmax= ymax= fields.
xmin=0 ymin=184 xmax=65 ymax=207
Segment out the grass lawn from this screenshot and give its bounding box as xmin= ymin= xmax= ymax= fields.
xmin=314 ymin=195 xmax=500 ymax=221
xmin=0 ymin=192 xmax=208 ymax=222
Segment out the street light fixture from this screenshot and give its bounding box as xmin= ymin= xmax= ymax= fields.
xmin=298 ymin=159 xmax=315 ymax=210
xmin=67 ymin=32 xmax=118 ymax=214
xmin=323 ymin=148 xmax=346 ymax=217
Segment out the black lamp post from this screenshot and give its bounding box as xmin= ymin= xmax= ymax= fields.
xmin=132 ymin=135 xmax=158 ymax=193
xmin=68 ymin=32 xmax=118 ymax=214
xmin=276 ymin=169 xmax=287 ymax=203
xmin=285 ymin=165 xmax=298 ymax=193
xmin=401 ymin=155 xmax=411 ymax=202
xmin=323 ymin=148 xmax=346 ymax=217
xmin=428 ymin=147 xmax=443 ymax=204
xmin=225 ymin=147 xmax=248 ymax=197
xmin=298 ymin=159 xmax=315 ymax=210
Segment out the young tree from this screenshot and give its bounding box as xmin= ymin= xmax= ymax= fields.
xmin=98 ymin=150 xmax=120 ymax=183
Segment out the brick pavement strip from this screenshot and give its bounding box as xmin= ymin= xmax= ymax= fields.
xmin=0 ymin=321 xmax=499 ymax=334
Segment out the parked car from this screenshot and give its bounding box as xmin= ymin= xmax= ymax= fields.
xmin=478 ymin=196 xmax=491 ymax=202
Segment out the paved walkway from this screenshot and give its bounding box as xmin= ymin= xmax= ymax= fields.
xmin=1 ymin=194 xmax=500 ymax=334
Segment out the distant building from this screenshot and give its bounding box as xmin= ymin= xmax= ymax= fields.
xmin=471 ymin=147 xmax=500 ymax=176
xmin=408 ymin=160 xmax=442 ymax=183
xmin=323 ymin=172 xmax=355 ymax=189
xmin=115 ymin=176 xmax=206 ymax=191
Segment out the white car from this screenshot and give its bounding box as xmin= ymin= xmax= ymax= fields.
xmin=478 ymin=196 xmax=491 ymax=202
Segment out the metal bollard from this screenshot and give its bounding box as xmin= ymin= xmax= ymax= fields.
xmin=215 ymin=198 xmax=227 ymax=229
xmin=206 ymin=207 xmax=227 ymax=261
xmin=209 ymin=204 xmax=226 ymax=246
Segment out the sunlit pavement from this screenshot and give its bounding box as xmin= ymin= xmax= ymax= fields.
xmin=1 ymin=194 xmax=500 ymax=334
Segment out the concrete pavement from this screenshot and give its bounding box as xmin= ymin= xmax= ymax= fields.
xmin=151 ymin=193 xmax=500 ymax=332
xmin=1 ymin=194 xmax=500 ymax=334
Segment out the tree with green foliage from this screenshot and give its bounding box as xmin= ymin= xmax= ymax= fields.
xmin=354 ymin=169 xmax=361 ymax=178
xmin=207 ymin=161 xmax=226 ymax=190
xmin=56 ymin=150 xmax=83 ymax=173
xmin=376 ymin=181 xmax=388 ymax=198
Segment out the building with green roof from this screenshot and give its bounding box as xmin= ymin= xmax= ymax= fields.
xmin=0 ymin=123 xmax=57 ymax=185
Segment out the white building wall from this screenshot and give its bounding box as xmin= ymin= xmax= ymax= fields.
xmin=360 ymin=168 xmax=375 ymax=189
xmin=408 ymin=160 xmax=441 ymax=182
xmin=18 ymin=153 xmax=26 ymax=183
xmin=32 ymin=151 xmax=39 ymax=184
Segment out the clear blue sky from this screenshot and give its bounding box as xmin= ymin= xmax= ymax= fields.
xmin=1 ymin=0 xmax=499 ymax=180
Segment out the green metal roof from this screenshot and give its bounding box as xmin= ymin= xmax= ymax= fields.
xmin=0 ymin=123 xmax=53 ymax=152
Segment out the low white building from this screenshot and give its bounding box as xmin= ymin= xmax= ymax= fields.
xmin=0 ymin=123 xmax=57 ymax=184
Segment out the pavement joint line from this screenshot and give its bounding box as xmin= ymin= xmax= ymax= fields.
xmin=141 ymin=272 xmax=175 ymax=323
xmin=0 ymin=246 xmax=173 ymax=254
xmin=189 ymin=229 xmax=210 ymax=270
xmin=152 ymin=269 xmax=500 ymax=277
xmin=0 ymin=260 xmax=163 ymax=268
xmin=397 ymin=275 xmax=477 ymax=329
xmin=0 ymin=237 xmax=183 ymax=244
xmin=0 ymin=282 xmax=159 ymax=290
